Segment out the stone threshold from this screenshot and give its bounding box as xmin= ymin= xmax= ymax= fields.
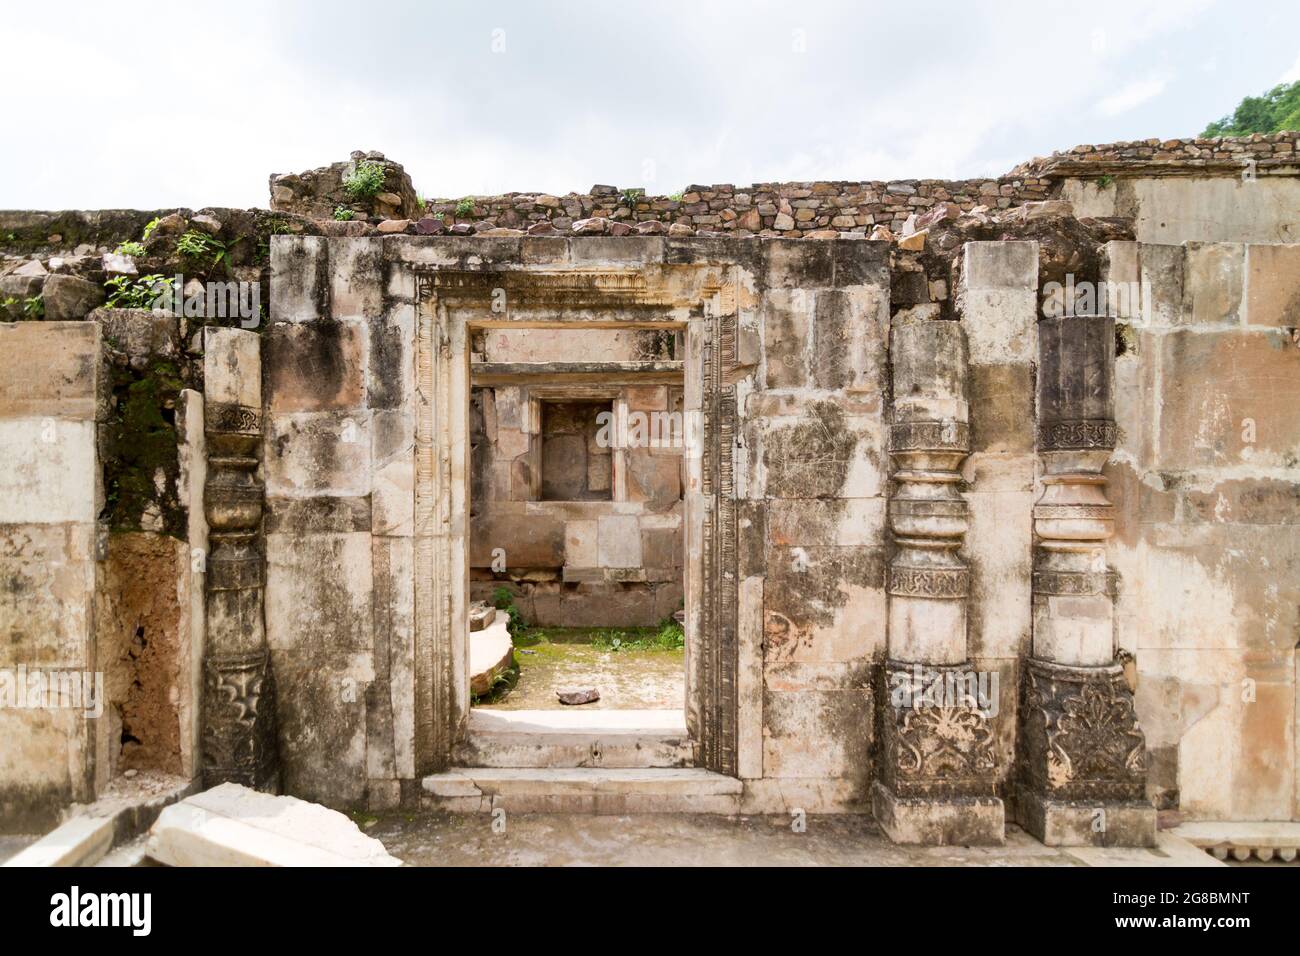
xmin=453 ymin=708 xmax=692 ymax=769
xmin=422 ymin=767 xmax=739 ymax=814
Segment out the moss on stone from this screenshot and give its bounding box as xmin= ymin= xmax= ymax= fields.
xmin=101 ymin=358 xmax=186 ymax=536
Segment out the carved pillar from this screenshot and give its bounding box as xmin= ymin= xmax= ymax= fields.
xmin=201 ymin=328 xmax=279 ymax=791
xmin=1017 ymin=313 xmax=1155 ymax=846
xmin=873 ymin=313 xmax=1004 ymax=845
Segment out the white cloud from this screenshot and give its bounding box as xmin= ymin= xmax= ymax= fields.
xmin=1095 ymin=74 xmax=1173 ymax=117
xmin=1282 ymin=52 xmax=1300 ymax=84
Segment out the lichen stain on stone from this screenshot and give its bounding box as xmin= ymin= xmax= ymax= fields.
xmin=762 ymin=401 xmax=857 ymax=499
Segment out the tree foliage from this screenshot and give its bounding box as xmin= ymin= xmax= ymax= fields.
xmin=1202 ymin=80 xmax=1300 ymax=137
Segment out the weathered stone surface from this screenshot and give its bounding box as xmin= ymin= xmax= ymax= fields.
xmin=557 ymin=687 xmax=600 ymax=705
xmin=42 ymin=274 xmax=104 ymax=321
xmin=146 ymin=783 xmax=402 ymax=866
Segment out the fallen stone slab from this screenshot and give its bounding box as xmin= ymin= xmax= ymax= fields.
xmin=145 ymin=783 xmax=402 ymax=867
xmin=470 ymin=616 xmax=514 ymax=696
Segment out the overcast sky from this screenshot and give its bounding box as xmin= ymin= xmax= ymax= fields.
xmin=6 ymin=0 xmax=1300 ymax=209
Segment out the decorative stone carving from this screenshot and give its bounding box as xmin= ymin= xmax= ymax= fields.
xmin=878 ymin=661 xmax=997 ymax=800
xmin=1018 ymin=313 xmax=1154 ymax=846
xmin=873 ymin=312 xmax=1004 ymax=845
xmin=201 ymin=330 xmax=279 ymax=791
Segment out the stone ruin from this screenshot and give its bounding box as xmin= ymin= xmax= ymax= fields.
xmin=2 ymin=133 xmax=1299 ymax=851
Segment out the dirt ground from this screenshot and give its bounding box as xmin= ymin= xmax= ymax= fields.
xmin=476 ymin=627 xmax=684 ymax=710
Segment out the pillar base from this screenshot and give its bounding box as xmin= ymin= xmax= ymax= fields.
xmin=1018 ymin=792 xmax=1156 ymax=847
xmin=872 ymin=782 xmax=1005 ymax=846
xmin=1017 ymin=657 xmax=1154 ymax=847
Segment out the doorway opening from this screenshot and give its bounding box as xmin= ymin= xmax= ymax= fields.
xmin=465 ymin=326 xmax=687 ymax=744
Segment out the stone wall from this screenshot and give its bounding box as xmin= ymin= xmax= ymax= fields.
xmin=1103 ymin=239 xmax=1300 ymax=822
xmin=0 ymin=322 xmax=103 ymax=831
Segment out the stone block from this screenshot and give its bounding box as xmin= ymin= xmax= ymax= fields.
xmin=328 ymin=237 xmax=385 ymax=320
xmin=762 ymin=686 xmax=870 ymax=779
xmin=1183 ymin=241 xmax=1243 ymax=325
xmin=0 ymin=322 xmax=100 ymax=420
xmin=763 ymin=546 xmax=886 ymax=663
xmin=42 ymin=274 xmax=104 ymax=321
xmin=1157 ymin=329 xmax=1300 ymax=469
xmin=762 ymin=289 xmax=809 ymax=388
xmin=597 ymin=514 xmax=641 ymax=567
xmin=1018 ymin=794 xmax=1155 ymax=847
xmin=811 ymin=287 xmax=888 ymax=392
xmin=564 ymin=519 xmax=598 ymax=568
xmin=962 ymin=240 xmax=1037 ymax=291
xmin=0 ymin=419 xmax=96 ymax=524
xmin=1246 ymin=243 xmax=1300 ymax=327
xmin=264 ymin=319 xmax=367 ymax=413
xmin=765 ymin=498 xmax=886 ymax=548
xmin=271 ymin=649 xmax=373 ymax=808
xmin=265 ymin=532 xmax=374 ymax=654
xmin=873 ymin=783 xmax=1005 ymax=846
xmin=368 ymin=305 xmax=414 ymax=410
xmin=203 ymin=327 xmax=260 ymax=408
xmin=470 ymin=513 xmax=564 ymax=568
xmin=265 ymin=411 xmax=371 ymax=498
xmin=270 ymin=235 xmax=329 ymax=323
xmin=371 ymin=408 xmax=413 ymax=536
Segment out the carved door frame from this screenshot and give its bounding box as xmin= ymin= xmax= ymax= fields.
xmin=409 ymin=264 xmax=742 ymax=776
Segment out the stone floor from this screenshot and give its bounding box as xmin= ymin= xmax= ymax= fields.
xmin=365 ymin=812 xmax=1224 ymax=867
xmin=479 ymin=627 xmax=685 ymax=710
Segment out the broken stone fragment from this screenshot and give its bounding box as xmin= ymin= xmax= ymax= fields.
xmin=634 ymin=219 xmax=665 ymax=235
xmin=804 ymin=229 xmax=839 ymax=240
xmin=376 ymin=218 xmax=410 ymax=233
xmin=557 ymin=687 xmax=600 ymax=705
xmin=102 ymin=252 xmax=138 ymax=275
xmin=478 ymin=227 xmax=525 ymax=237
xmin=667 ymin=222 xmax=694 ymax=236
xmin=416 ymin=216 xmax=447 ymax=235
xmin=145 ymin=783 xmax=403 ymax=867
xmin=527 ymin=220 xmax=558 ymax=235
xmin=13 ymin=258 xmax=48 ymax=277
xmin=572 ymin=217 xmax=609 ymax=234
xmin=897 ymin=228 xmax=928 ymax=251
xmin=42 ymin=274 xmax=105 ymax=320
xmin=152 ymin=212 xmax=187 ymax=236
xmin=869 ymin=225 xmax=895 ymax=242
xmin=915 ymin=202 xmax=962 ymax=230
xmin=608 ymin=221 xmax=632 ymax=236
xmin=773 ymin=212 xmax=795 ymax=230
xmin=191 ymin=214 xmax=223 ymax=235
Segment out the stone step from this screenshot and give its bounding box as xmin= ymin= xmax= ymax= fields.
xmin=421 ymin=767 xmax=741 ymax=814
xmin=453 ymin=708 xmax=692 ymax=769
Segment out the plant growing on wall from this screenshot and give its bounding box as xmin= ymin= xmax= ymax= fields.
xmin=176 ymin=229 xmax=228 ymax=266
xmin=343 ymin=160 xmax=387 ymax=199
xmin=105 ymin=274 xmax=173 ymax=309
xmin=620 ymin=187 xmax=645 ymax=208
xmin=115 ymin=240 xmax=147 ymax=257
xmin=455 ymin=197 xmax=475 ymax=217
xmin=333 ymin=206 xmax=355 ymax=221
xmin=142 ymin=217 xmax=162 ymax=242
